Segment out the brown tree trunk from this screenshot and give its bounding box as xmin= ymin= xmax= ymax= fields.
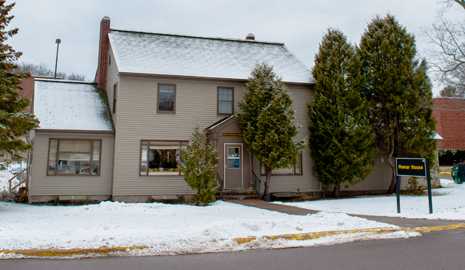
xmin=263 ymin=169 xmax=272 ymax=201
xmin=387 ymin=156 xmax=396 ymax=194
xmin=387 ymin=172 xmax=397 ymax=194
xmin=333 ymin=183 xmax=341 ymax=198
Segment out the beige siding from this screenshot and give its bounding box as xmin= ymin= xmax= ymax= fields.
xmin=106 ymin=45 xmax=120 ymax=125
xmin=343 ymin=157 xmax=392 ymax=191
xmin=29 ymin=131 xmax=114 ymax=197
xmin=112 ymin=75 xmax=316 ymax=196
xmin=254 ymin=84 xmax=320 ymax=193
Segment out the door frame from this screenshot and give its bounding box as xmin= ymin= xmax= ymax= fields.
xmin=223 ymin=143 xmax=244 ymax=191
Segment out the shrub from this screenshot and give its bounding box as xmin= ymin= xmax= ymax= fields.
xmin=180 ymin=128 xmax=218 ymax=205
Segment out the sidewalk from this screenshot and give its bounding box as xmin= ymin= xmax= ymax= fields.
xmin=228 ymin=199 xmax=460 ymax=227
xmin=228 ymin=199 xmax=318 ymax=215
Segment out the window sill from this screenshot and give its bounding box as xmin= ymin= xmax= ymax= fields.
xmin=139 ymin=174 xmax=182 ymax=177
xmin=156 ymin=111 xmax=176 ymax=114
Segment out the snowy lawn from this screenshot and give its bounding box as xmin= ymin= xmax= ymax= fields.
xmin=0 ymin=169 xmax=12 ymax=192
xmin=279 ymin=179 xmax=465 ymax=220
xmin=0 ymin=163 xmax=24 ymax=193
xmin=0 ymin=201 xmax=415 ymax=257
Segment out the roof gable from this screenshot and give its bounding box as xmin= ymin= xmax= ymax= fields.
xmin=109 ymin=30 xmax=312 ymax=84
xmin=33 ymin=79 xmax=113 ymax=132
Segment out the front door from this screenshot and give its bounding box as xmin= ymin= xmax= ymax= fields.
xmin=224 ymin=143 xmax=243 ymax=190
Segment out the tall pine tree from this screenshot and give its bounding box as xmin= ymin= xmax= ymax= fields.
xmin=309 ymin=29 xmax=376 ymax=197
xmin=0 ymin=1 xmax=38 ymax=166
xmin=358 ymin=15 xmax=436 ymax=192
xmin=238 ymin=64 xmax=301 ymax=201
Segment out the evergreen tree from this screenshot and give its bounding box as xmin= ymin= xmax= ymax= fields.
xmin=400 ymin=60 xmax=436 ymax=163
xmin=309 ymin=29 xmax=376 ymax=197
xmin=238 ymin=64 xmax=301 ymax=201
xmin=180 ymin=128 xmax=218 ymax=205
xmin=0 ymin=1 xmax=38 ymax=167
xmin=358 ymin=15 xmax=436 ymax=192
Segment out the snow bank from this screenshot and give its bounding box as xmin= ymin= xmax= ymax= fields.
xmin=0 ymin=169 xmax=13 ymax=192
xmin=0 ymin=163 xmax=24 ymax=193
xmin=0 ymin=201 xmax=405 ymax=256
xmin=280 ymin=179 xmax=465 ymax=220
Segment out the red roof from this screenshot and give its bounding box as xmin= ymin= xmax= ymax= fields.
xmin=433 ymin=98 xmax=465 ymax=150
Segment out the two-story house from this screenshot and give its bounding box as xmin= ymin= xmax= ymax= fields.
xmin=26 ymin=17 xmax=392 ymax=203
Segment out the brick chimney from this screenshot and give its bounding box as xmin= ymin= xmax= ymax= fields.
xmin=19 ymin=73 xmax=34 ymax=113
xmin=95 ymin=16 xmax=111 ymax=90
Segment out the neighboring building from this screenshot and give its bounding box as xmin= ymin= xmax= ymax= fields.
xmin=26 ymin=17 xmax=392 ymax=203
xmin=433 ymin=97 xmax=465 ymax=165
xmin=433 ymin=98 xmax=465 ymax=151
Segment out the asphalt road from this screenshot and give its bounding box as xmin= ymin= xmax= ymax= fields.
xmin=2 ymin=230 xmax=465 ymax=270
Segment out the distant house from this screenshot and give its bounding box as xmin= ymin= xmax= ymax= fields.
xmin=25 ymin=17 xmax=392 ymax=203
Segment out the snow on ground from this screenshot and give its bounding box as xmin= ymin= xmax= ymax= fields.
xmin=0 ymin=163 xmax=23 ymax=193
xmin=280 ymin=179 xmax=465 ymax=220
xmin=0 ymin=169 xmax=12 ymax=192
xmin=0 ymin=201 xmax=415 ymax=257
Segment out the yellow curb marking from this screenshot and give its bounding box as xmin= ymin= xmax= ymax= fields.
xmin=409 ymin=223 xmax=465 ymax=234
xmin=0 ymin=245 xmax=148 ymax=258
xmin=234 ymin=223 xmax=465 ymax=245
xmin=1 ymin=223 xmax=464 ymax=258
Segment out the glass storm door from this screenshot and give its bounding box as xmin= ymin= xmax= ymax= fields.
xmin=224 ymin=144 xmax=243 ymax=190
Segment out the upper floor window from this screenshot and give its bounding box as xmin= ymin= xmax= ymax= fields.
xmin=47 ymin=139 xmax=101 ymax=176
xmin=217 ymin=87 xmax=234 ymax=115
xmin=112 ymin=83 xmax=117 ymax=114
xmin=158 ymin=84 xmax=176 ymax=113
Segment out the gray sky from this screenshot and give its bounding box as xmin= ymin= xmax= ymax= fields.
xmin=10 ymin=0 xmax=464 ymax=94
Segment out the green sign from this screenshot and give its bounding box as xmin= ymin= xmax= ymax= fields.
xmin=395 ymin=158 xmax=427 ymax=177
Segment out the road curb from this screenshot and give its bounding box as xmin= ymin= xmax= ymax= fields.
xmin=234 ymin=223 xmax=465 ymax=244
xmin=1 ymin=223 xmax=465 ymax=258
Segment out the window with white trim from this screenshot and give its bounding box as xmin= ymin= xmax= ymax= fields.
xmin=157 ymin=84 xmax=176 ymax=113
xmin=217 ymin=87 xmax=234 ymax=115
xmin=47 ymin=139 xmax=101 ymax=176
xmin=140 ymin=141 xmax=187 ymax=176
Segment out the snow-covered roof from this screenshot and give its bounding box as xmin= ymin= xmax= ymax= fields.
xmin=109 ymin=30 xmax=313 ymax=84
xmin=33 ymin=79 xmax=113 ymax=132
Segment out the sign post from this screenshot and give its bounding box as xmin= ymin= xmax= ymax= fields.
xmin=395 ymin=157 xmax=433 ymax=214
xmin=426 ymin=159 xmax=433 ymax=214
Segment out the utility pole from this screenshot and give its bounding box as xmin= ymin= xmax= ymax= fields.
xmin=54 ymin=38 xmax=61 ymax=79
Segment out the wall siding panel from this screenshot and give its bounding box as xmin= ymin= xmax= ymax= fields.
xmin=112 ymin=75 xmax=317 ymax=196
xmin=29 ymin=132 xmax=114 ymax=197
